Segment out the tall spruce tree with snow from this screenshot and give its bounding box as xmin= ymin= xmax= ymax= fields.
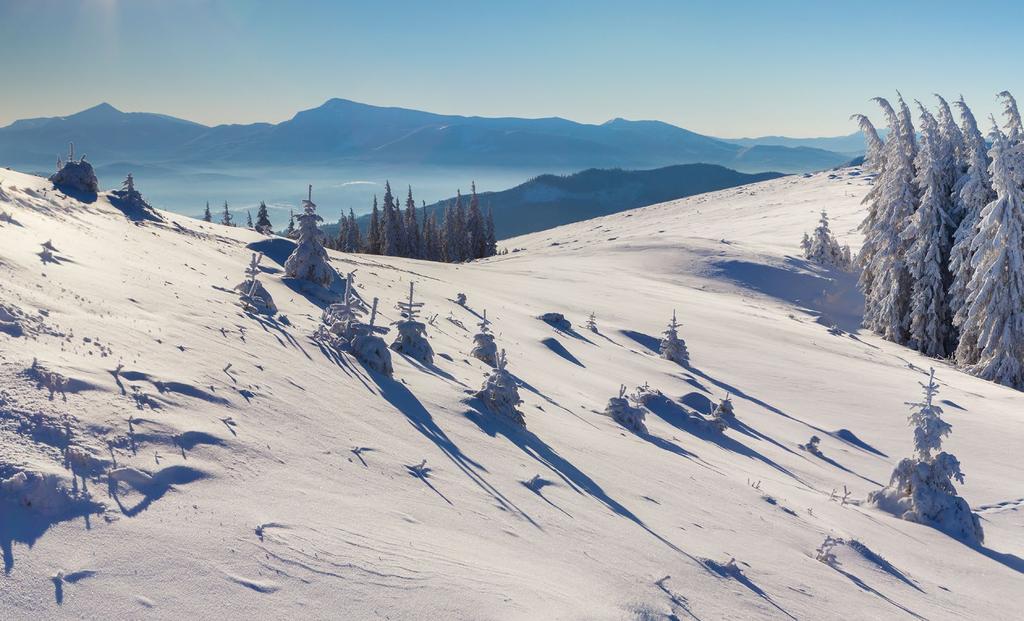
xmin=470 ymin=310 xmax=498 ymax=367
xmin=955 ymin=125 xmax=1024 ymax=387
xmin=423 ymin=211 xmax=440 ymax=261
xmin=903 ymin=104 xmax=954 ymax=357
xmin=802 ymin=210 xmax=852 ymax=270
xmin=346 ymin=209 xmax=362 ymax=252
xmin=285 ymin=210 xmax=296 ymax=238
xmin=476 ymin=349 xmax=524 ymax=426
xmin=246 ymin=210 xmax=254 ymax=229
xmin=858 ymin=97 xmax=917 ymax=343
xmin=220 ymin=201 xmax=234 ymax=226
xmin=255 ymin=201 xmax=273 ymax=234
xmin=404 ymin=187 xmax=421 ymax=259
xmin=390 ymin=282 xmax=434 ymax=365
xmin=605 ymin=385 xmax=647 ymax=434
xmin=934 ymin=95 xmax=966 ymax=195
xmin=203 ymin=201 xmax=212 ymax=222
xmin=659 ymin=310 xmax=689 ymax=366
xmin=850 ymin=114 xmax=885 ymax=172
xmin=997 ymin=91 xmax=1023 ymax=144
xmin=867 ymin=369 xmax=983 ymax=544
xmin=365 ymin=196 xmax=381 ymax=253
xmin=284 ymin=186 xmax=335 ymax=286
xmin=441 ymin=202 xmax=457 ymax=262
xmin=949 ymin=98 xmax=994 ymax=330
xmin=466 ymin=182 xmax=486 ymax=260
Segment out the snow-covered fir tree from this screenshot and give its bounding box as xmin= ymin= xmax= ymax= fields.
xmin=466 ymin=182 xmax=486 ymax=260
xmin=404 ymin=187 xmax=421 ymax=259
xmin=389 ymin=282 xmax=433 ymax=365
xmin=284 ymin=186 xmax=335 ymax=286
xmin=220 ymin=201 xmax=233 ymax=226
xmin=382 ymin=182 xmax=404 ymax=257
xmin=470 ymin=310 xmax=498 ymax=366
xmin=246 ymin=210 xmax=253 ymax=229
xmin=858 ymin=96 xmax=917 ymax=343
xmin=903 ymin=104 xmax=954 ymax=357
xmin=850 ymin=114 xmax=884 ymax=172
xmin=867 ymin=369 xmax=983 ymax=545
xmin=605 ymin=385 xmax=647 ymax=434
xmin=236 ymin=252 xmax=276 ymax=314
xmin=659 ymin=310 xmax=689 ymax=366
xmin=285 ymin=210 xmax=297 ymax=239
xmin=485 ymin=207 xmax=498 ymax=257
xmin=802 ymin=210 xmax=852 ymax=270
xmin=49 ymin=142 xmax=98 ymax=197
xmin=955 ymin=125 xmax=1024 ymax=387
xmin=475 ymin=349 xmax=524 ymax=426
xmin=110 ymin=173 xmax=159 ymax=220
xmin=351 ymin=298 xmax=393 ymax=376
xmin=366 ymin=196 xmax=381 ymax=254
xmin=710 ymin=395 xmax=735 ymax=432
xmin=997 ymin=91 xmax=1023 ymax=144
xmin=203 ymin=201 xmax=212 ymax=222
xmin=255 ymin=201 xmax=273 ymax=234
xmin=345 ymin=209 xmax=362 ymax=252
xmin=585 ymin=312 xmax=598 ymax=333
xmin=949 ymin=98 xmax=994 ymax=329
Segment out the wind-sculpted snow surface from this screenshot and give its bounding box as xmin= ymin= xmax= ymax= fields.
xmin=0 ymin=167 xmax=1022 ymax=619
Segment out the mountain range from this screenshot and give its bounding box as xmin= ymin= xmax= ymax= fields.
xmin=0 ymin=100 xmax=857 ymax=175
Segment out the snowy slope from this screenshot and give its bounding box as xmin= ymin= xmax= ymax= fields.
xmin=1 ymin=167 xmax=1022 ymax=619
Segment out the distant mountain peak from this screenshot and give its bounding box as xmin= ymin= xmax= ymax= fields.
xmin=71 ymin=102 xmax=123 ymax=119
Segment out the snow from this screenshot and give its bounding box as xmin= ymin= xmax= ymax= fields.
xmin=1 ymin=166 xmax=1023 ymax=618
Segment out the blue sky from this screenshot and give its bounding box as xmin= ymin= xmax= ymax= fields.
xmin=1 ymin=0 xmax=1020 ymax=137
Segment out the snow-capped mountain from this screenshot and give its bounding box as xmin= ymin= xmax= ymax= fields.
xmin=1 ymin=166 xmax=1021 ymax=619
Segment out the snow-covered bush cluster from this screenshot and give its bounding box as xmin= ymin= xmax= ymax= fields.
xmin=330 ymin=181 xmax=498 ymax=263
xmin=49 ymin=143 xmax=98 ymax=197
xmin=390 ymin=282 xmax=434 ymax=365
xmin=800 ymin=210 xmax=852 ymax=270
xmin=475 ymin=349 xmax=524 ymax=426
xmin=867 ymin=369 xmax=983 ymax=544
xmin=470 ymin=310 xmax=498 ymax=367
xmin=856 ymin=92 xmax=1024 ymax=389
xmin=236 ymin=253 xmax=276 ymax=314
xmin=709 ymin=395 xmax=735 ymax=432
xmin=605 ymin=385 xmax=647 ymax=434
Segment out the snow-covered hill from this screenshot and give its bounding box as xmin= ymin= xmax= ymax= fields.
xmin=1 ymin=167 xmax=1022 ymax=619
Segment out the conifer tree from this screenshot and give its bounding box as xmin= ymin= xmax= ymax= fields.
xmin=955 ymin=125 xmax=1024 ymax=388
xmin=803 ymin=210 xmax=852 ymax=270
xmin=867 ymin=369 xmax=983 ymax=544
xmin=485 ymin=206 xmax=498 ymax=257
xmin=346 ymin=209 xmax=362 ymax=252
xmin=390 ymin=282 xmax=434 ymax=365
xmin=659 ymin=310 xmax=689 ymax=366
xmin=423 ymin=211 xmax=439 ymax=261
xmin=476 ymin=350 xmax=524 ymax=426
xmin=470 ymin=310 xmax=498 ymax=366
xmin=466 ymin=182 xmax=486 ymax=260
xmin=997 ymin=91 xmax=1023 ymax=144
xmin=221 ymin=201 xmax=234 ymax=226
xmin=255 ymin=201 xmax=273 ymax=234
xmin=850 ymin=114 xmax=885 ymax=172
xmin=605 ymin=385 xmax=647 ymax=434
xmin=246 ymin=210 xmax=254 ymax=229
xmin=441 ymin=202 xmax=457 ymax=262
xmin=203 ymin=201 xmax=212 ymax=222
xmin=404 ymin=186 xmax=421 ymax=259
xmin=710 ymin=395 xmax=735 ymax=432
xmin=284 ymin=185 xmax=335 ymax=286
xmin=903 ymin=104 xmax=954 ymax=357
xmin=366 ymin=196 xmax=382 ymax=254
xmin=285 ymin=210 xmax=297 ymax=239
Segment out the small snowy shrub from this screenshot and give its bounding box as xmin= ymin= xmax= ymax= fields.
xmin=476 ymin=350 xmax=524 ymax=426
xmin=709 ymin=395 xmax=735 ymax=432
xmin=539 ymin=312 xmax=571 ymax=331
xmin=802 ymin=210 xmax=852 ymax=270
xmin=236 ymin=253 xmax=276 ymax=314
xmin=867 ymin=369 xmax=983 ymax=544
xmin=455 ymin=292 xmax=467 ymax=306
xmin=284 ymin=186 xmax=335 ymax=286
xmin=659 ymin=310 xmax=689 ymax=366
xmin=390 ymin=282 xmax=434 ymax=365
xmin=49 ymin=144 xmax=98 ymax=197
xmin=470 ymin=310 xmax=498 ymax=367
xmin=800 ymin=435 xmax=823 ymax=457
xmin=585 ymin=312 xmax=598 ymax=333
xmin=606 ymin=385 xmax=647 ymax=434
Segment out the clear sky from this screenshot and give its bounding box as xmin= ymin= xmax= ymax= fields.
xmin=1 ymin=0 xmax=1020 ymax=137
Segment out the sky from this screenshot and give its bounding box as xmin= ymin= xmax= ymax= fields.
xmin=1 ymin=0 xmax=1021 ymax=138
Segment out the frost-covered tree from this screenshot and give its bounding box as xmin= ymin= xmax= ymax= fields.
xmin=934 ymin=95 xmax=965 ymax=192
xmin=997 ymin=90 xmax=1023 ymax=144
xmin=605 ymin=385 xmax=647 ymax=433
xmin=709 ymin=395 xmax=735 ymax=432
xmin=285 ymin=210 xmax=296 ymax=238
xmin=802 ymin=210 xmax=852 ymax=270
xmin=203 ymin=201 xmax=212 ymax=222
xmin=470 ymin=310 xmax=498 ymax=366
xmin=858 ymin=97 xmax=917 ymax=343
xmin=955 ymin=125 xmax=1024 ymax=387
xmin=284 ymin=186 xmax=335 ymax=286
xmin=49 ymin=142 xmax=98 ymax=197
xmin=903 ymin=104 xmax=954 ymax=357
xmin=220 ymin=201 xmax=234 ymax=226
xmin=659 ymin=310 xmax=689 ymax=366
xmin=850 ymin=114 xmax=885 ymax=172
xmin=382 ymin=181 xmax=404 ymax=257
xmin=110 ymin=172 xmax=159 ymax=220
xmin=867 ymin=369 xmax=983 ymax=545
xmin=236 ymin=253 xmax=276 ymax=314
xmin=476 ymin=349 xmax=524 ymax=426
xmin=246 ymin=210 xmax=254 ymax=229
xmin=255 ymin=201 xmax=273 ymax=234
xmin=585 ymin=312 xmax=598 ymax=333
xmin=466 ymin=182 xmax=486 ymax=260
xmin=351 ymin=298 xmax=393 ymax=376
xmin=949 ymin=98 xmax=994 ymax=328
xmin=390 ymin=282 xmax=434 ymax=365
xmin=485 ymin=207 xmax=498 ymax=257
xmin=346 ymin=209 xmax=362 ymax=252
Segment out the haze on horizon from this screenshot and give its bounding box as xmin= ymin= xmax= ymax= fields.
xmin=2 ymin=0 xmax=1022 ymax=138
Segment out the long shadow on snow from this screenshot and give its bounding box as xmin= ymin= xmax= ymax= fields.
xmin=541 ymin=337 xmax=585 ymax=367
xmin=464 ymin=400 xmax=700 ymax=561
xmin=1 ymin=497 xmax=102 ymax=574
xmin=703 ymin=558 xmax=797 ymax=620
xmin=621 ymin=329 xmax=660 ymax=354
xmin=711 ymin=257 xmax=864 ymax=333
xmin=369 ymin=373 xmax=538 ymax=527
xmin=108 ymin=465 xmax=206 ymax=517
